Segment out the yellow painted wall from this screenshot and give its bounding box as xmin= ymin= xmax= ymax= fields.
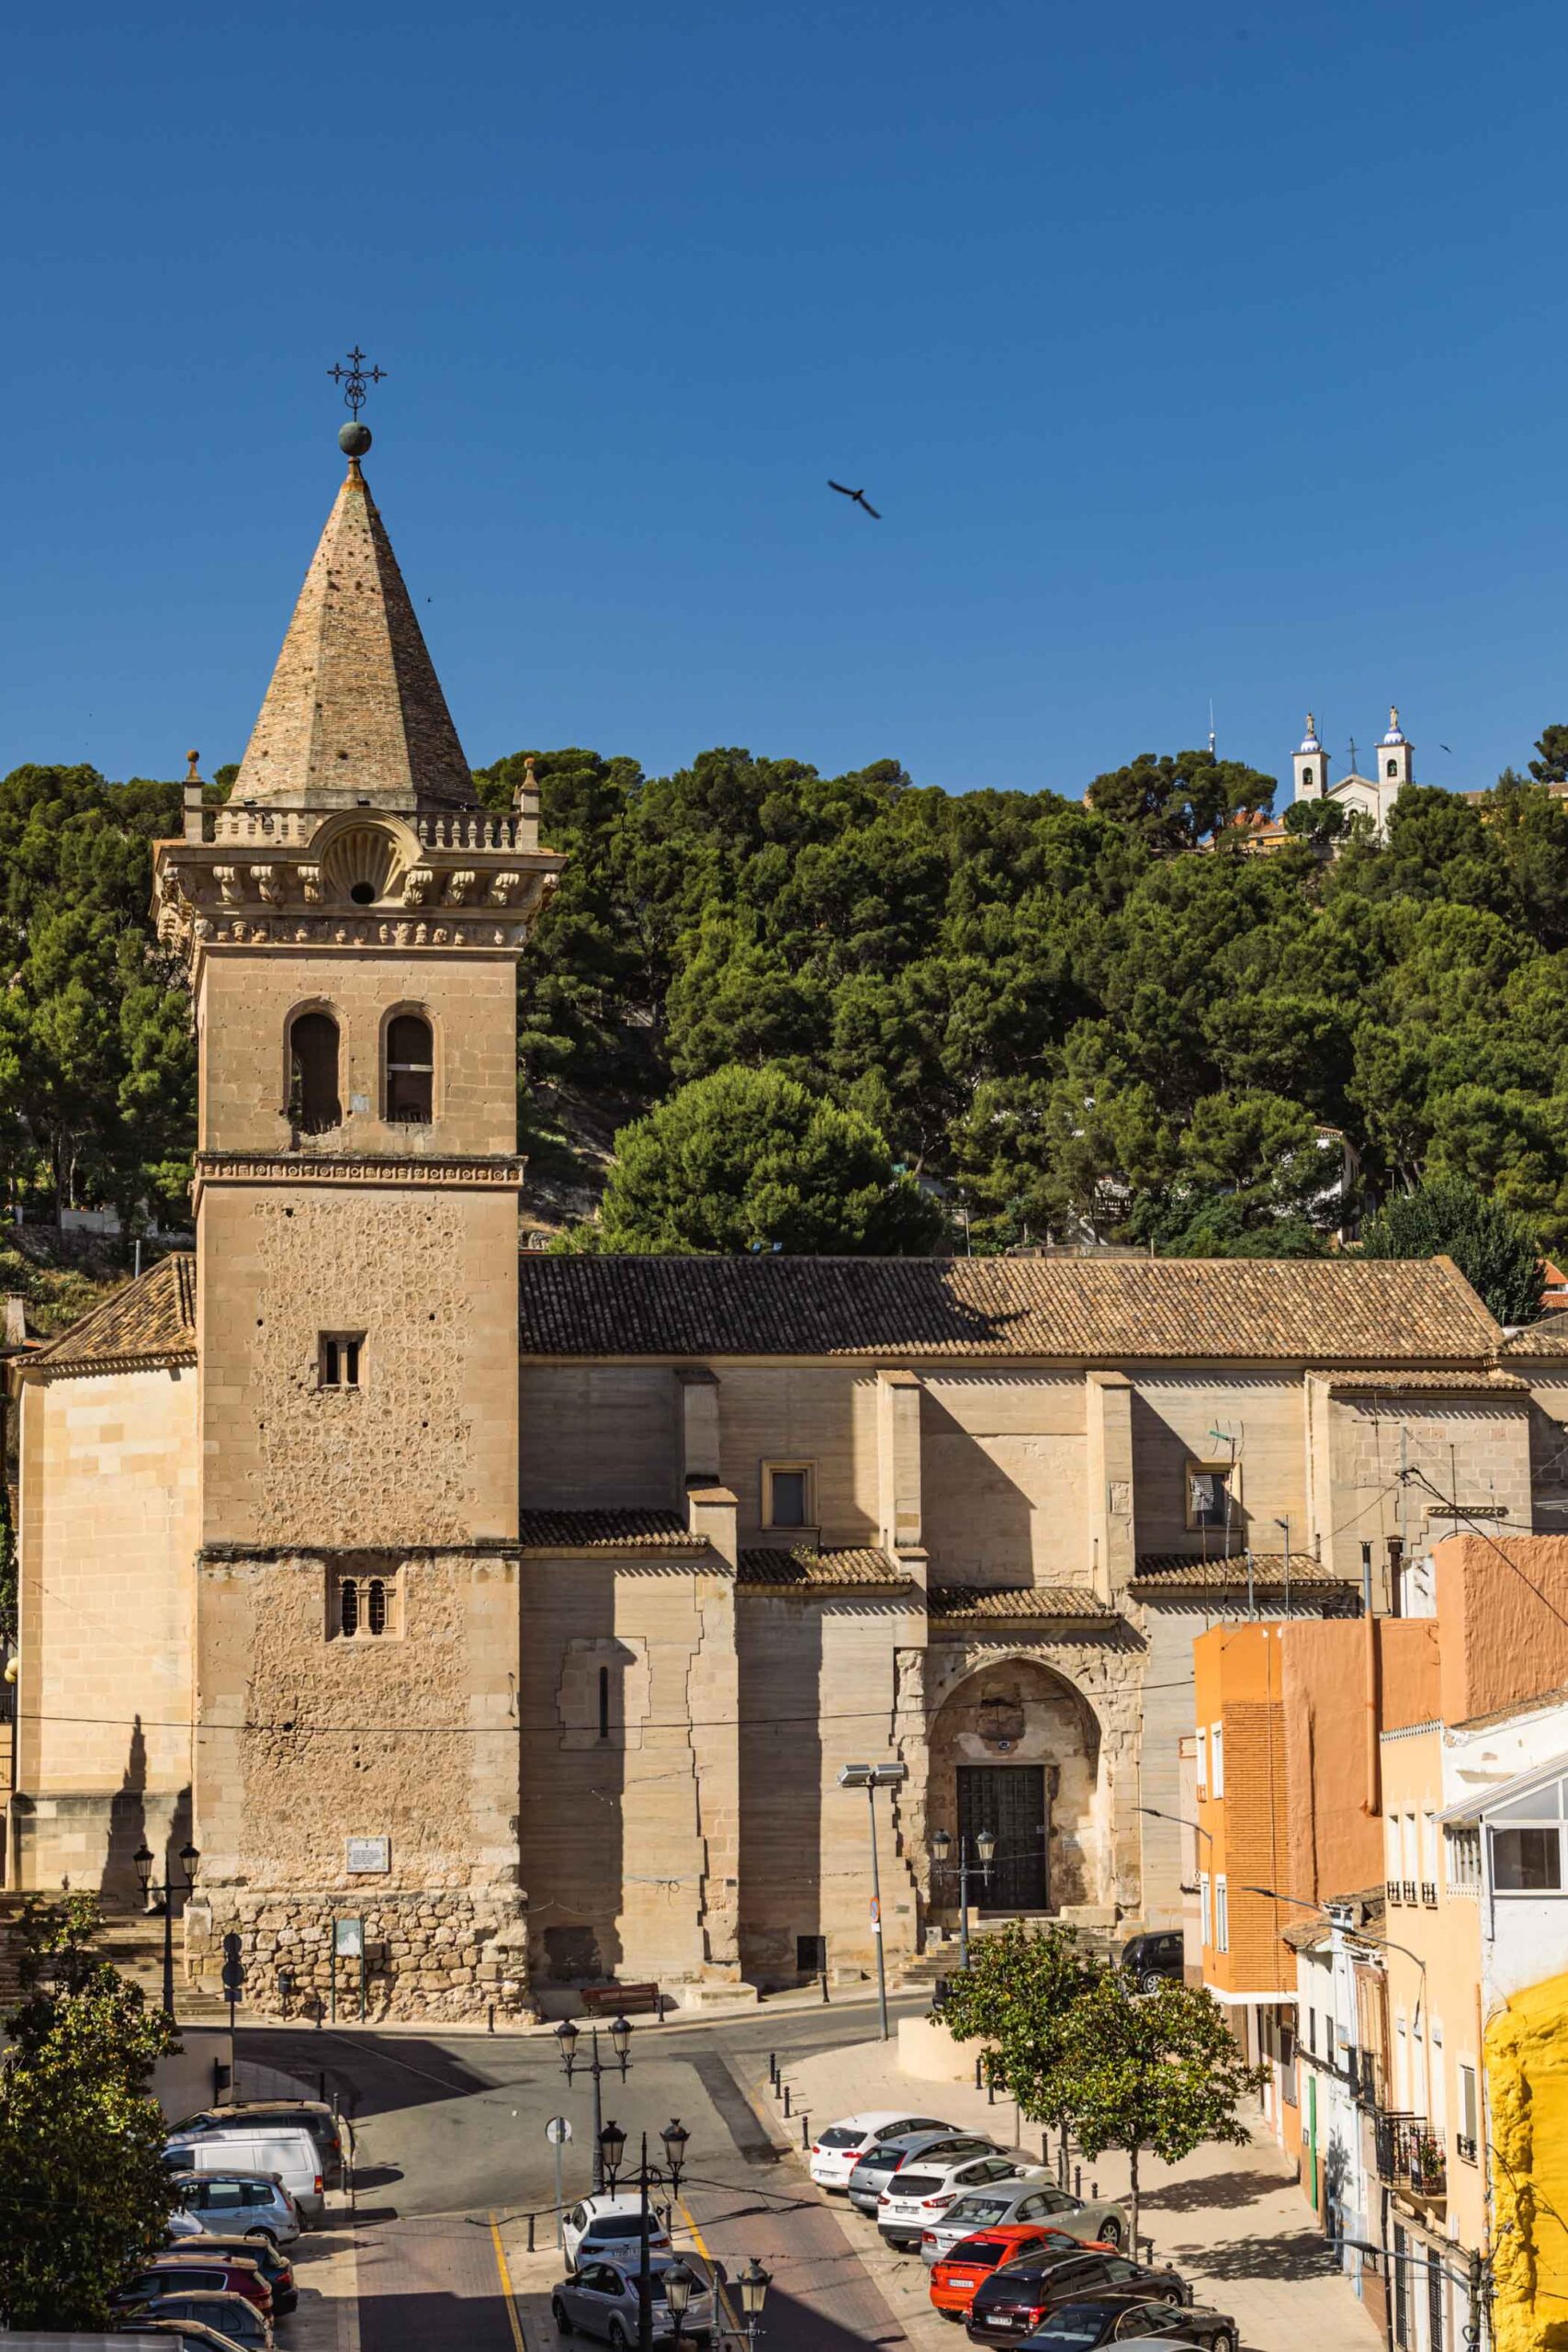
xmin=1487 ymin=1966 xmax=1568 ymax=2352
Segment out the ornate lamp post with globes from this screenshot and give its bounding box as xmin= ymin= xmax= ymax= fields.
xmin=929 ymin=1823 xmax=995 ymax=1972
xmin=555 ymin=2011 xmax=633 ymax=2192
xmin=133 ymin=1838 xmax=199 ymax=2018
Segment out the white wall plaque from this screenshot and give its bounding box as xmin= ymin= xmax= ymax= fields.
xmin=346 ymin=1837 xmax=390 ymax=1874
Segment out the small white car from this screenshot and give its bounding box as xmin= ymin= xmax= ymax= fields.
xmin=877 ymin=2148 xmax=1022 ymax=2249
xmin=563 ymin=2194 xmax=674 ymax=2274
xmin=808 ymin=2109 xmax=954 ymax=2191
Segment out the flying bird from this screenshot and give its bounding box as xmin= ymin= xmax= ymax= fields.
xmin=1438 ymin=743 xmax=1452 ymax=753
xmin=829 ymin=480 xmax=881 ymax=519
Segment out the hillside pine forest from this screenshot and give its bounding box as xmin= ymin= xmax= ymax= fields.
xmin=6 ymin=734 xmax=1568 ymax=1316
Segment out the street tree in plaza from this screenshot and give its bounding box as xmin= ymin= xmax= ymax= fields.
xmin=935 ymin=1920 xmax=1099 ymax=2125
xmin=0 ymin=1894 xmax=176 ymax=2330
xmin=1047 ymin=1971 xmax=1266 ymax=2243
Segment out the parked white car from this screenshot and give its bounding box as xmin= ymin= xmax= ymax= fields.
xmin=877 ymin=2148 xmax=1022 ymax=2249
xmin=808 ymin=2109 xmax=955 ymax=2192
xmin=562 ymin=2194 xmax=674 ymax=2274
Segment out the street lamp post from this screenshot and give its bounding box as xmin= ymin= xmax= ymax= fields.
xmin=836 ymin=1762 xmax=907 ymax=2041
xmin=556 ymin=2013 xmax=633 ymax=2192
xmin=667 ymin=2252 xmax=772 ymax=2352
xmin=132 ymin=1839 xmax=199 ymax=2018
xmin=597 ymin=2118 xmax=690 ymax=2352
xmin=929 ymin=1826 xmax=996 ymax=1971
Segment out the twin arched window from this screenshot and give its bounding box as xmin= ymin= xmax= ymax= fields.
xmin=287 ymin=1008 xmax=435 ymax=1133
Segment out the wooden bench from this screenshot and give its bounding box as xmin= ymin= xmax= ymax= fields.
xmin=581 ymin=1981 xmax=663 ymax=2019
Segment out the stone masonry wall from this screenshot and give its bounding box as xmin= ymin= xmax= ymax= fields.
xmin=198 ymin=1182 xmax=520 ymax=1550
xmin=186 ymin=1885 xmax=530 ymax=2024
xmin=193 ymin=1546 xmax=525 ymax=2020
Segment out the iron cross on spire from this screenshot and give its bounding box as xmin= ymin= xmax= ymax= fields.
xmin=328 ymin=346 xmax=387 ymax=417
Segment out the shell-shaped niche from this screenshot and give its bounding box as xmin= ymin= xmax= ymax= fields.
xmin=319 ymin=822 xmax=405 ymax=907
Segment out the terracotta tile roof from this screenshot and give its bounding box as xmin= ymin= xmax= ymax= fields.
xmin=1502 ymin=1320 xmax=1568 ymax=1358
xmin=29 ymin=1256 xmax=197 ymax=1380
xmin=737 ymin=1544 xmax=908 ymax=1591
xmin=515 ymin=1508 xmax=700 ymax=1552
xmin=517 ymin=1254 xmax=1500 ymax=1363
xmin=1323 ymin=1368 xmax=1529 ymax=1393
xmin=1130 ymin=1551 xmax=1358 ymax=1592
xmin=928 ymin=1586 xmax=1117 ymax=1621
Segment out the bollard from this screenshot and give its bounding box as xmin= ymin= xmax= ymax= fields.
xmin=801 ymin=2114 xmax=811 ymax=2149
xmin=1041 ymin=2134 xmax=1049 ymax=2166
xmin=527 ymin=2213 xmax=536 ymax=2253
xmin=487 ymin=2003 xmax=495 ymax=2035
xmin=975 ymin=2058 xmax=983 ymax=2091
xmin=1090 ymin=2180 xmax=1098 ymax=2200
xmin=784 ymin=2085 xmax=792 ymax=2117
xmin=1075 ymin=2165 xmax=1081 ymax=2198
xmin=820 ymin=1968 xmax=830 ymax=2005
xmin=987 ymin=2079 xmax=994 ymax=2106
xmin=769 ymin=2052 xmax=778 ymax=2086
xmin=319 ymin=2071 xmax=328 ymax=2104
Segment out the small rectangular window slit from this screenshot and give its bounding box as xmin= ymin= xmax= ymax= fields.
xmin=319 ymin=1331 xmax=365 ymax=1389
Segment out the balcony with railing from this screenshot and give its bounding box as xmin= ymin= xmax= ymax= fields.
xmin=1375 ymin=2112 xmax=1447 ymax=2205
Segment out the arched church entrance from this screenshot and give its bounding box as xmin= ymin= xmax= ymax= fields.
xmin=928 ymin=1658 xmax=1103 ymax=1917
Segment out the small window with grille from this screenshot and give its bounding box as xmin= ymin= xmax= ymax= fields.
xmin=763 ymin=1463 xmax=814 ymax=1530
xmin=333 ymin=1570 xmax=401 ymax=1640
xmin=319 ymin=1332 xmax=365 ymax=1390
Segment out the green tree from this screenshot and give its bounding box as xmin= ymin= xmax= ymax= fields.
xmin=1085 ymin=750 xmax=1276 ymax=856
xmin=1357 ymin=1175 xmax=1542 ymax=1325
xmin=1048 ymin=1971 xmax=1266 ymax=2242
xmin=0 ymin=1894 xmax=176 ymax=2330
xmin=1529 ymin=724 xmax=1568 ymax=786
xmin=935 ymin=1922 xmax=1099 ymax=2137
xmin=582 ymin=1066 xmax=947 ymax=1255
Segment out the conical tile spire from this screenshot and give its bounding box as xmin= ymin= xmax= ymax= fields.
xmin=233 ymin=457 xmax=476 ymax=809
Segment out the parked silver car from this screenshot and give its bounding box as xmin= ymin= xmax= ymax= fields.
xmin=847 ymin=2130 xmax=998 ymax=2215
xmin=167 ymin=2170 xmax=303 ymax=2246
xmin=919 ymin=2174 xmax=1130 ymax=2263
xmin=552 ymin=2255 xmax=718 ymax=2346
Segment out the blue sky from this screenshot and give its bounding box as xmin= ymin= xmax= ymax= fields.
xmin=4 ymin=0 xmax=1564 ymax=800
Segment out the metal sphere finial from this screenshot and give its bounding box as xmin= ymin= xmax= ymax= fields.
xmin=339 ymin=421 xmax=373 ymax=458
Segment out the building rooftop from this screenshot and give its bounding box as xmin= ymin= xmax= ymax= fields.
xmin=1131 ymin=1551 xmax=1359 ymax=1593
xmin=515 ymin=1508 xmax=700 ymax=1552
xmin=25 ymin=1254 xmax=197 ymax=1381
xmin=517 ymin=1252 xmax=1501 ymax=1363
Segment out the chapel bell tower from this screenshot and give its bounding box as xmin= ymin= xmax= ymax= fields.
xmin=152 ymin=401 xmax=563 ymax=1559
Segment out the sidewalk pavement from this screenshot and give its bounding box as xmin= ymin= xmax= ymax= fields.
xmin=743 ymin=2031 xmax=1382 ymax=2352
xmin=287 ymin=2195 xmax=362 ymax=2352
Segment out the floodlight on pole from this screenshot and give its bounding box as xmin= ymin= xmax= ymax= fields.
xmin=837 ymin=1758 xmax=906 ymax=2040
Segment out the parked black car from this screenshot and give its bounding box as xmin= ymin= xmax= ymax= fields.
xmin=1119 ymin=1932 xmax=1185 ymax=1993
xmin=1016 ymin=2291 xmax=1237 ymax=2348
xmin=967 ymin=2250 xmax=1189 ymax=2342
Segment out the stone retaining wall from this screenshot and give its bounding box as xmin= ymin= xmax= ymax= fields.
xmin=186 ymin=1887 xmax=535 ymax=2023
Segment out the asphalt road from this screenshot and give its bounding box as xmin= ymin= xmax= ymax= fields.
xmin=241 ymin=1993 xmax=929 ymax=2352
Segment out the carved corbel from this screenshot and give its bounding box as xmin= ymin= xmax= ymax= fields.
xmin=298 ymin=865 xmax=325 ymax=905
xmin=487 ymin=870 xmax=524 ymax=906
xmin=250 ymin=865 xmax=283 ymax=906
xmin=445 ymin=869 xmax=479 ymax=905
xmin=212 ymin=865 xmax=244 ymax=907
xmin=403 ymin=866 xmax=439 ymax=906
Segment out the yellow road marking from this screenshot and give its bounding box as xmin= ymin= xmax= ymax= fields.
xmin=490 ymin=2210 xmax=527 ymax=2352
xmin=678 ymin=2195 xmax=744 ymax=2338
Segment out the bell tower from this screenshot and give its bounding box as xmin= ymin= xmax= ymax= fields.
xmin=1292 ymin=714 xmax=1325 ymax=803
xmin=153 ymin=389 xmax=562 ymax=2020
